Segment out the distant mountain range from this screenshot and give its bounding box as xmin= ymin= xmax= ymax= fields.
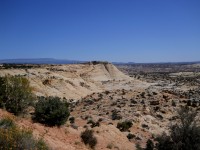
xmin=0 ymin=58 xmax=135 ymax=65
xmin=0 ymin=58 xmax=85 ymax=64
xmin=112 ymin=62 xmax=135 ymax=65
xmin=0 ymin=58 xmax=199 ymax=65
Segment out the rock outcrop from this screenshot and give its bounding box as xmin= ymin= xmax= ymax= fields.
xmin=0 ymin=63 xmax=144 ymax=100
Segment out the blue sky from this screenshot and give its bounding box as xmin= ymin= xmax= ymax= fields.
xmin=0 ymin=0 xmax=200 ymax=63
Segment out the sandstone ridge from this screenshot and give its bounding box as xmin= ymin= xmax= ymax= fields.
xmin=0 ymin=63 xmax=145 ymax=100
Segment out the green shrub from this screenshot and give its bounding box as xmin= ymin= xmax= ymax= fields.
xmin=34 ymin=96 xmax=70 ymax=126
xmin=145 ymin=106 xmax=200 ymax=150
xmin=0 ymin=118 xmax=49 ymax=150
xmin=87 ymin=119 xmax=100 ymax=128
xmin=81 ymin=129 xmax=97 ymax=149
xmin=111 ymin=110 xmax=122 ymax=120
xmin=127 ymin=133 xmax=135 ymax=140
xmin=145 ymin=139 xmax=154 ymax=150
xmin=136 ymin=143 xmax=143 ymax=150
xmin=117 ymin=120 xmax=133 ymax=132
xmin=36 ymin=139 xmax=49 ymax=150
xmin=171 ymin=100 xmax=176 ymax=107
xmin=154 ymin=133 xmax=173 ymax=150
xmin=0 ymin=117 xmax=16 ymax=129
xmin=0 ymin=75 xmax=34 ymax=115
xmin=69 ymin=116 xmax=75 ymax=124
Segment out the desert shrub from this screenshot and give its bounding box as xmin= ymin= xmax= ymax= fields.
xmin=42 ymin=79 xmax=51 ymax=85
xmin=171 ymin=100 xmax=176 ymax=107
xmin=136 ymin=143 xmax=143 ymax=150
xmin=145 ymin=106 xmax=200 ymax=150
xmin=81 ymin=129 xmax=97 ymax=149
xmin=34 ymin=96 xmax=70 ymax=126
xmin=141 ymin=92 xmax=145 ymax=98
xmin=91 ymin=121 xmax=100 ymax=128
xmin=152 ymin=92 xmax=157 ymax=95
xmin=105 ymin=90 xmax=110 ymax=95
xmin=117 ymin=120 xmax=133 ymax=132
xmin=0 ymin=75 xmax=34 ymax=115
xmin=69 ymin=116 xmax=75 ymax=124
xmin=87 ymin=119 xmax=100 ymax=128
xmin=36 ymin=139 xmax=49 ymax=150
xmin=154 ymin=133 xmax=173 ymax=150
xmin=87 ymin=119 xmax=95 ymax=124
xmin=107 ymin=143 xmax=114 ymax=149
xmin=98 ymin=118 xmax=103 ymax=122
xmin=84 ymin=99 xmax=94 ymax=105
xmin=111 ymin=110 xmax=122 ymax=120
xmin=187 ymin=100 xmax=192 ymax=106
xmin=144 ymin=139 xmax=154 ymax=150
xmin=0 ymin=118 xmax=49 ymax=150
xmin=0 ymin=117 xmax=15 ymax=129
xmin=141 ymin=124 xmax=149 ymax=129
xmin=127 ymin=133 xmax=135 ymax=140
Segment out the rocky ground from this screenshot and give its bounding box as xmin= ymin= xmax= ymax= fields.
xmin=0 ymin=62 xmax=200 ymax=150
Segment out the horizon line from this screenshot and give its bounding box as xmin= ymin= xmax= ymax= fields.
xmin=0 ymin=58 xmax=200 ymax=64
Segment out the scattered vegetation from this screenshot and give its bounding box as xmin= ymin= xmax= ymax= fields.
xmin=69 ymin=116 xmax=75 ymax=124
xmin=0 ymin=116 xmax=15 ymax=129
xmin=171 ymin=100 xmax=176 ymax=107
xmin=87 ymin=119 xmax=100 ymax=128
xmin=34 ymin=96 xmax=70 ymax=126
xmin=144 ymin=106 xmax=200 ymax=150
xmin=81 ymin=129 xmax=97 ymax=149
xmin=107 ymin=143 xmax=114 ymax=149
xmin=0 ymin=75 xmax=34 ymax=115
xmin=42 ymin=79 xmax=51 ymax=85
xmin=117 ymin=120 xmax=133 ymax=132
xmin=144 ymin=139 xmax=154 ymax=150
xmin=111 ymin=110 xmax=122 ymax=120
xmin=136 ymin=143 xmax=143 ymax=150
xmin=1 ymin=63 xmax=41 ymax=69
xmin=0 ymin=117 xmax=49 ymax=150
xmin=127 ymin=133 xmax=135 ymax=140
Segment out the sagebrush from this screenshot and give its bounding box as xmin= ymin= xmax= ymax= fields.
xmin=34 ymin=96 xmax=70 ymax=126
xmin=0 ymin=75 xmax=34 ymax=115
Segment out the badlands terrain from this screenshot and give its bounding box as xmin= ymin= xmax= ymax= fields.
xmin=0 ymin=62 xmax=200 ymax=150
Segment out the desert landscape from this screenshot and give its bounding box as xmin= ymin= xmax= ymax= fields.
xmin=0 ymin=61 xmax=199 ymax=150
xmin=1 ymin=1 xmax=200 ymax=149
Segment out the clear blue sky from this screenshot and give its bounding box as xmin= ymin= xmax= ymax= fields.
xmin=0 ymin=0 xmax=200 ymax=63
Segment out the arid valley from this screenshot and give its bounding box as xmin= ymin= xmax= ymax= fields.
xmin=1 ymin=1 xmax=200 ymax=149
xmin=0 ymin=61 xmax=199 ymax=150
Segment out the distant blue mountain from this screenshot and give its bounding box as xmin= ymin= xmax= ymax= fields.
xmin=113 ymin=62 xmax=135 ymax=65
xmin=0 ymin=58 xmax=199 ymax=65
xmin=0 ymin=58 xmax=85 ymax=64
